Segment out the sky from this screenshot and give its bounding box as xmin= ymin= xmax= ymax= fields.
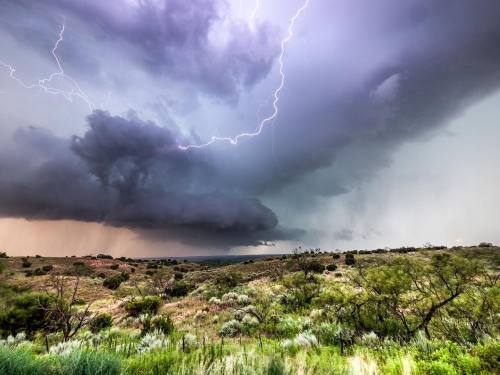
xmin=0 ymin=0 xmax=499 ymax=257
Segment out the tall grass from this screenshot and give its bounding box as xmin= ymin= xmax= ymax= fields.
xmin=0 ymin=333 xmax=497 ymax=375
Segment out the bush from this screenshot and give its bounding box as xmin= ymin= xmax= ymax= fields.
xmin=332 ymin=253 xmax=340 ymax=259
xmin=102 ymin=272 xmax=129 ymax=290
xmin=0 ymin=292 xmax=53 ymax=336
xmin=345 ymin=253 xmax=356 ymax=266
xmin=165 ymin=281 xmax=193 ymax=298
xmin=0 ymin=252 xmax=8 ymax=258
xmin=219 ymin=320 xmax=241 ymax=337
xmin=32 ymin=268 xmax=47 ymax=276
xmin=89 ymin=313 xmax=113 ymax=333
xmin=326 ymin=264 xmax=337 ymax=271
xmin=96 ymin=254 xmax=113 ymax=259
xmin=66 ymin=262 xmax=94 ymax=277
xmin=124 ymin=296 xmax=161 ymax=317
xmin=215 ymin=272 xmax=242 ymax=289
xmin=474 ymin=341 xmax=500 ymax=373
xmin=110 ymin=264 xmax=119 ymax=270
xmin=21 ymin=258 xmax=31 ymax=268
xmin=151 ymin=314 xmax=175 ymax=335
xmin=41 ymin=265 xmax=53 ymax=272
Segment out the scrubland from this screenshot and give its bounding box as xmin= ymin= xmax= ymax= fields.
xmin=0 ymin=245 xmax=498 ymax=374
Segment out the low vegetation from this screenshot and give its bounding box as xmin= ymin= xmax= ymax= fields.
xmin=0 ymin=244 xmax=498 ymax=374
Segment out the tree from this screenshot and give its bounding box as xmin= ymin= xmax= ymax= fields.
xmin=281 ymin=272 xmax=321 ymax=310
xmin=339 ymin=254 xmax=485 ymax=340
xmin=44 ymin=276 xmax=95 ymax=341
xmin=289 ymin=248 xmax=325 ymax=278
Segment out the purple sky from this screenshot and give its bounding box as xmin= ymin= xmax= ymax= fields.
xmin=0 ymin=0 xmax=499 ymax=256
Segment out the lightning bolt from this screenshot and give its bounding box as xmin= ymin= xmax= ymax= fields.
xmin=248 ymin=0 xmax=261 ymax=31
xmin=0 ymin=21 xmax=94 ymax=111
xmin=178 ymin=0 xmax=311 ymax=151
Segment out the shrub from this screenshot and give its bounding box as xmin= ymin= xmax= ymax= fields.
xmin=345 ymin=253 xmax=356 ymax=266
xmin=219 ymin=320 xmax=241 ymax=337
xmin=0 ymin=292 xmax=53 ymax=336
xmin=326 ymin=264 xmax=337 ymax=271
xmin=96 ymin=254 xmax=113 ymax=259
xmin=41 ymin=265 xmax=53 ymax=272
xmin=332 ymin=254 xmax=341 ymax=259
xmin=474 ymin=341 xmax=500 ymax=373
xmin=66 ymin=262 xmax=94 ymax=277
xmin=110 ymin=264 xmax=119 ymax=270
xmin=215 ymin=272 xmax=242 ymax=289
xmin=102 ymin=272 xmax=129 ymax=290
xmin=89 ymin=313 xmax=113 ymax=333
xmin=151 ymin=314 xmax=175 ymax=335
xmin=21 ymin=258 xmax=31 ymax=268
xmin=32 ymin=268 xmax=47 ymax=276
xmin=165 ymin=281 xmax=193 ymax=298
xmin=124 ymin=296 xmax=161 ymax=317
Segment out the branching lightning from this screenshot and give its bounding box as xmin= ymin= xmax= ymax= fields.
xmin=0 ymin=21 xmax=94 ymax=111
xmin=178 ymin=0 xmax=311 ymax=151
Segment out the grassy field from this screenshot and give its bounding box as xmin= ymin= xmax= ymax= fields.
xmin=0 ymin=245 xmax=498 ymax=374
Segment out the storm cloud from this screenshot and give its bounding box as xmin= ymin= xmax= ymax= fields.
xmin=0 ymin=111 xmax=296 ymax=248
xmin=1 ymin=0 xmax=500 ymax=253
xmin=0 ymin=0 xmax=279 ymax=100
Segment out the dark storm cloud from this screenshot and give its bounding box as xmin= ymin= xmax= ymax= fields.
xmin=1 ymin=0 xmax=500 ymax=250
xmin=0 ymin=0 xmax=279 ymax=100
xmin=0 ymin=111 xmax=293 ymax=248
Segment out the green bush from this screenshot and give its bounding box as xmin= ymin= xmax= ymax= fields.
xmin=345 ymin=253 xmax=356 ymax=266
xmin=326 ymin=264 xmax=337 ymax=271
xmin=21 ymin=258 xmax=32 ymax=268
xmin=89 ymin=313 xmax=113 ymax=333
xmin=110 ymin=264 xmax=119 ymax=270
xmin=102 ymin=272 xmax=129 ymax=290
xmin=474 ymin=341 xmax=500 ymax=373
xmin=151 ymin=314 xmax=175 ymax=335
xmin=124 ymin=296 xmax=161 ymax=317
xmin=165 ymin=281 xmax=193 ymax=298
xmin=0 ymin=292 xmax=53 ymax=336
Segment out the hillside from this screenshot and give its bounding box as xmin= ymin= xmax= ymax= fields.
xmin=0 ymin=245 xmax=498 ymax=374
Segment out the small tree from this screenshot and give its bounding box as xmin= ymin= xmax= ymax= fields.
xmin=44 ymin=276 xmax=95 ymax=341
